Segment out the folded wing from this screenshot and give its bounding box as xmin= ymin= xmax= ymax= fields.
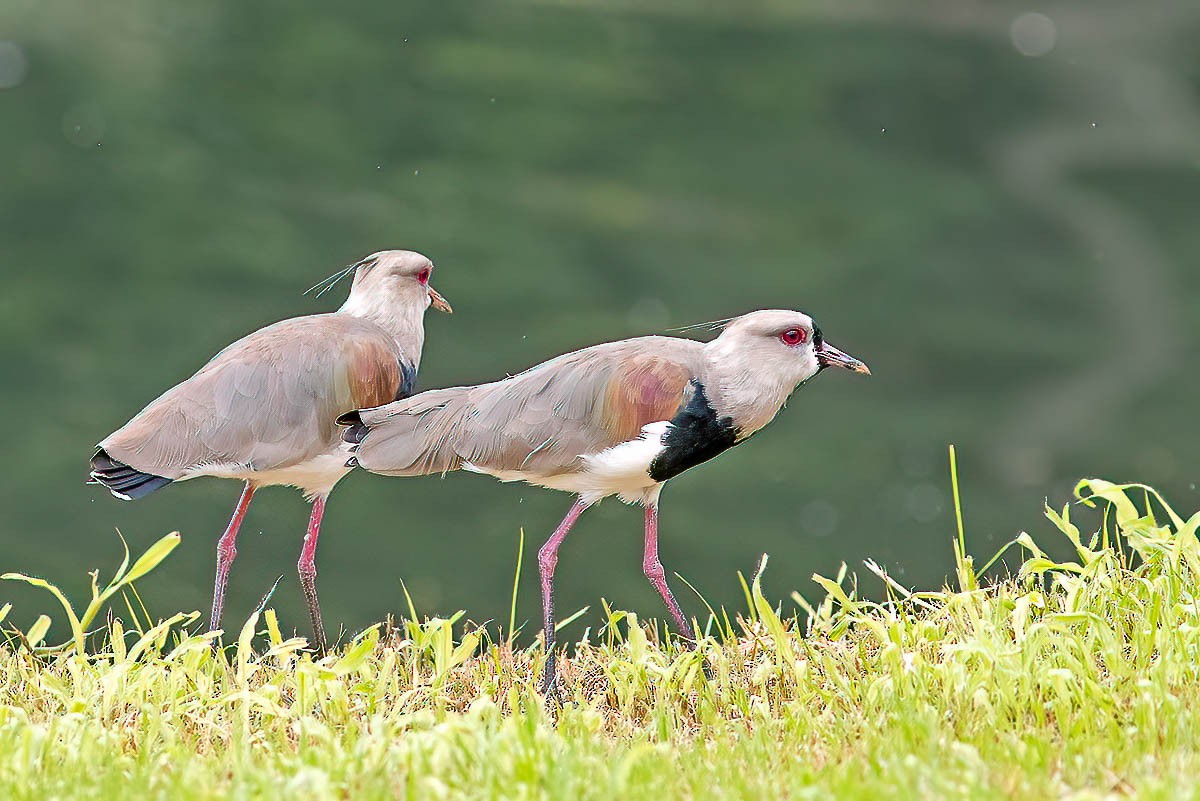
xmin=350 ymin=336 xmax=703 ymax=478
xmin=98 ymin=315 xmax=408 ymax=480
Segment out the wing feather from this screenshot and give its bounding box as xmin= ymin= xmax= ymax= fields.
xmin=101 ymin=315 xmax=407 ymax=478
xmin=353 ymin=336 xmax=702 ymax=477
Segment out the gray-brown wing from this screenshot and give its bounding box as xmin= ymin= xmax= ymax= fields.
xmin=101 ymin=315 xmax=404 ymax=478
xmin=353 ymin=336 xmax=702 ymax=477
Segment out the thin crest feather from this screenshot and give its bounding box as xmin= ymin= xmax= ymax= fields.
xmin=667 ymin=316 xmax=736 ymax=335
xmin=303 ymin=264 xmax=354 ymax=298
xmin=303 ymin=255 xmax=377 ymax=299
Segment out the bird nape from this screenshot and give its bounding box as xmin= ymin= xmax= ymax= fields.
xmin=342 ymin=308 xmax=869 ymax=695
xmin=88 ymin=249 xmax=452 ymax=654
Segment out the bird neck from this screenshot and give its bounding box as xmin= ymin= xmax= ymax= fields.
xmin=700 ymin=343 xmax=799 ymax=438
xmin=338 ymin=292 xmax=427 ymax=369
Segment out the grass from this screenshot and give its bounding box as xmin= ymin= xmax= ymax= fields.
xmin=3 ymin=476 xmax=1200 ymax=800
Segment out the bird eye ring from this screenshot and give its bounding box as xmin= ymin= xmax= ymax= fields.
xmin=417 ymin=268 xmax=431 ymax=285
xmin=780 ymin=328 xmax=808 ymax=346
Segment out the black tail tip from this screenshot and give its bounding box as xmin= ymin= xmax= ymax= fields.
xmin=89 ymin=448 xmax=172 ymax=501
xmin=337 ymin=410 xmax=369 ymax=444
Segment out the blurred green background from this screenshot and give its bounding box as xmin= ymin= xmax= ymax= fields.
xmin=2 ymin=0 xmax=1198 ymax=643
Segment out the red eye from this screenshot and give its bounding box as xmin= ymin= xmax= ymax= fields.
xmin=780 ymin=328 xmax=808 ymax=346
xmin=416 ymin=268 xmax=431 ymax=285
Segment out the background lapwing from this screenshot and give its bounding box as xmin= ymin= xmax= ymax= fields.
xmin=89 ymin=250 xmax=452 ymax=653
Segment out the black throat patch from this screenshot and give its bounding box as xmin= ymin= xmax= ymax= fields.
xmin=647 ymin=380 xmax=739 ymax=482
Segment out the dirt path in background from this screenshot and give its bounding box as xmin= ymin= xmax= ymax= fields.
xmin=828 ymin=1 xmax=1191 ymax=482
xmin=965 ymin=2 xmax=1190 ymax=480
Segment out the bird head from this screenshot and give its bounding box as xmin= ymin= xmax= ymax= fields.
xmin=343 ymin=250 xmax=452 ymax=317
xmin=714 ymin=309 xmax=868 ymax=381
xmin=703 ymin=309 xmax=869 ymax=434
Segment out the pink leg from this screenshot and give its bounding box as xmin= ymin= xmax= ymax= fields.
xmin=209 ymin=481 xmax=256 ymax=630
xmin=644 ymin=503 xmax=695 ymax=645
xmin=297 ymin=496 xmax=329 ymax=655
xmin=537 ymin=497 xmax=590 ymax=695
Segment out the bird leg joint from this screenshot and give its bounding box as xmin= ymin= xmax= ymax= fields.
xmin=537 ymin=542 xmax=558 ymax=575
xmin=642 ymin=557 xmax=666 ymax=582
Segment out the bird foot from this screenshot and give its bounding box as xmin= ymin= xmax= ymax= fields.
xmin=675 ymin=633 xmax=715 ymax=681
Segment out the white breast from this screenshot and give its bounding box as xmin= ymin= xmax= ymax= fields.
xmin=463 ymin=421 xmax=671 ymax=506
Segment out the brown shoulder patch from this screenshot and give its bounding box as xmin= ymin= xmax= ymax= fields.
xmin=349 ymin=340 xmax=403 ymax=410
xmin=602 ymin=356 xmax=692 ymax=442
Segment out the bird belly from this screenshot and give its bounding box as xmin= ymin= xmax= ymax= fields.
xmin=464 ymin=421 xmax=670 ymax=506
xmin=183 ymin=453 xmax=351 ymax=499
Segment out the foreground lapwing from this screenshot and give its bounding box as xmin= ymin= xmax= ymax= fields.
xmin=89 ymin=250 xmax=452 ymax=653
xmin=338 ymin=309 xmax=868 ymax=692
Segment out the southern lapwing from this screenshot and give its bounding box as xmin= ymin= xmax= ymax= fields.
xmin=338 ymin=309 xmax=868 ymax=692
xmin=89 ymin=250 xmax=452 ymax=654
